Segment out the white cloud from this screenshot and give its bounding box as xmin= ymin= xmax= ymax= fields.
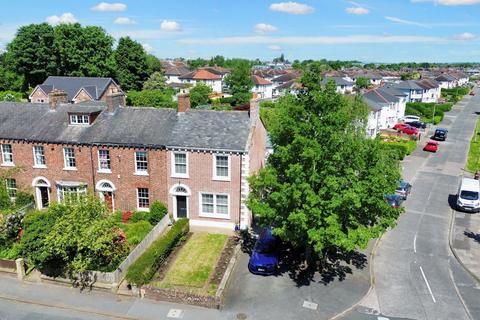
xmin=411 ymin=0 xmax=480 ymax=5
xmin=91 ymin=2 xmax=127 ymax=12
xmin=345 ymin=7 xmax=370 ymax=14
xmin=114 ymin=17 xmax=136 ymax=25
xmin=160 ymin=20 xmax=181 ymax=32
xmin=268 ymin=45 xmax=282 ymax=51
xmin=178 ymin=34 xmax=445 ymax=45
xmin=269 ymin=2 xmax=314 ymax=14
xmin=142 ymin=43 xmax=153 ymax=52
xmin=46 ymin=13 xmax=78 ymax=25
xmin=452 ymin=32 xmax=477 ymax=40
xmin=255 ymin=23 xmax=278 ymax=34
xmin=385 ymin=16 xmax=430 ymax=28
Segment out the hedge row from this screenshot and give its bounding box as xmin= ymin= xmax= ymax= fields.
xmin=382 ymin=140 xmax=417 ymax=160
xmin=405 ymin=102 xmax=452 ymax=124
xmin=125 ymin=218 xmax=189 ymax=286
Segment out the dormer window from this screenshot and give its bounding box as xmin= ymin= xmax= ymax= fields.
xmin=70 ymin=114 xmax=90 ymax=125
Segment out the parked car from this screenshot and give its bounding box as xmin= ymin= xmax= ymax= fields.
xmin=386 ymin=194 xmax=404 ymax=208
xmin=433 ymin=128 xmax=448 ymax=141
xmin=393 ymin=123 xmax=418 ymax=135
xmin=396 ymin=180 xmax=412 ymax=200
xmin=409 ymin=121 xmax=427 ymax=129
xmin=457 ymin=178 xmax=480 ymax=213
xmin=403 ymin=115 xmax=421 ymax=123
xmin=248 ymin=228 xmax=280 ymax=275
xmin=424 ymin=140 xmax=439 ymax=152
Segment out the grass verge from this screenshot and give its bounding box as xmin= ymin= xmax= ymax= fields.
xmin=466 ymin=118 xmax=480 ymax=173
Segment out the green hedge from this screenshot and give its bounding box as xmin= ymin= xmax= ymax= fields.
xmin=405 ymin=102 xmax=452 ymax=124
xmin=381 ymin=140 xmax=417 ymax=160
xmin=125 ymin=218 xmax=189 ymax=286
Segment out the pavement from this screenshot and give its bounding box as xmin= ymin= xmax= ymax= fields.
xmin=344 ymin=89 xmax=480 ymax=320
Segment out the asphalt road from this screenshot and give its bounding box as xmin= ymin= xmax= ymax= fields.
xmin=345 ymin=91 xmax=480 ymax=320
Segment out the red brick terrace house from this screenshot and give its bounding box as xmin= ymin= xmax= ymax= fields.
xmin=0 ymin=91 xmax=267 ymax=231
xmin=29 ymin=76 xmax=123 ymax=104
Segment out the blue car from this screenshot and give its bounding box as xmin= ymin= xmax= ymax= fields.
xmin=248 ymin=228 xmax=279 ymax=275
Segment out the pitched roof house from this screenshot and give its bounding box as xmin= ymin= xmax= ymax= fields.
xmin=251 ymin=75 xmax=273 ymax=99
xmin=29 ymin=76 xmax=123 ymax=104
xmin=321 ymin=77 xmax=355 ymax=94
xmin=363 ymin=87 xmax=406 ymax=131
xmin=179 ymin=67 xmax=230 ymax=93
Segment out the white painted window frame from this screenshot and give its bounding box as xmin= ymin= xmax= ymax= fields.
xmin=171 ymin=151 xmax=189 ymax=178
xmin=32 ymin=146 xmax=46 ymax=168
xmin=136 ymin=187 xmax=150 ymax=211
xmin=98 ymin=149 xmax=111 ymax=173
xmin=63 ymin=147 xmax=77 ymax=170
xmin=134 ymin=151 xmax=149 ymax=176
xmin=199 ymin=192 xmax=230 ymax=219
xmin=212 ymin=154 xmax=231 ymax=181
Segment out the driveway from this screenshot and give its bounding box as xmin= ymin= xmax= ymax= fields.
xmin=222 ymin=239 xmax=373 ymax=320
xmin=345 ymin=91 xmax=480 ymax=319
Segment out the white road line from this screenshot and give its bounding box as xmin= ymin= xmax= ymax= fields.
xmin=413 ymin=234 xmax=417 ymax=253
xmin=419 ymin=266 xmax=436 ymax=303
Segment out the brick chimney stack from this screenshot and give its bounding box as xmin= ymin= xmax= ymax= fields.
xmin=48 ymin=89 xmax=68 ymax=110
xmin=249 ymin=99 xmax=260 ymax=123
xmin=106 ymin=92 xmax=126 ymax=113
xmin=177 ymin=93 xmax=191 ymax=113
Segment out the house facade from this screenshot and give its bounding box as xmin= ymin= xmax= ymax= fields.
xmin=0 ymin=91 xmax=267 ymax=231
xmin=179 ymin=67 xmax=230 ymax=93
xmin=29 ymin=76 xmax=123 ymax=104
xmin=321 ymin=77 xmax=355 ymax=94
xmin=251 ymin=75 xmax=273 ymax=99
xmin=363 ymin=87 xmax=406 ymax=131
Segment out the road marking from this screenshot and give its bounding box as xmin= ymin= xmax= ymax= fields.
xmin=167 ymin=309 xmax=184 ymax=319
xmin=419 ymin=266 xmax=436 ymax=303
xmin=302 ymin=300 xmax=318 ymax=310
xmin=413 ymin=234 xmax=417 ymax=253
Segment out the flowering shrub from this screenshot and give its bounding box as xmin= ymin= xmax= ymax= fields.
xmin=122 ymin=211 xmax=133 ymax=223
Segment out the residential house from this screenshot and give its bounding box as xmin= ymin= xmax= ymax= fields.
xmin=435 ymin=74 xmax=457 ymax=89
xmin=271 ymin=71 xmax=301 ymax=97
xmin=163 ymin=65 xmax=191 ymax=84
xmin=179 ymin=67 xmax=230 ymax=93
xmin=29 ymin=76 xmax=123 ymax=104
xmin=363 ymin=87 xmax=406 ymax=130
xmin=392 ymin=80 xmax=424 ymax=102
xmin=251 ymin=75 xmax=273 ymax=99
xmin=321 ymin=77 xmax=355 ymax=94
xmin=416 ymin=79 xmax=441 ymax=103
xmin=0 ymin=91 xmax=268 ymax=231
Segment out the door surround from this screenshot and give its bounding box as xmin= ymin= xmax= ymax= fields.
xmin=169 ymin=184 xmax=191 ymax=220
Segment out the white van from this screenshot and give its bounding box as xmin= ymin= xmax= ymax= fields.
xmin=457 ymin=178 xmax=480 ymax=212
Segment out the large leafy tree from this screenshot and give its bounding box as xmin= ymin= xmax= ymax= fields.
xmin=6 ymin=23 xmax=57 ymax=88
xmin=224 ymin=60 xmax=253 ymax=105
xmin=146 ymin=54 xmax=162 ymax=74
xmin=190 ymin=83 xmax=213 ymax=107
xmin=142 ymin=71 xmax=166 ymax=90
xmin=114 ymin=37 xmax=149 ymax=91
xmin=54 ymin=24 xmax=115 ymax=77
xmin=247 ymin=70 xmax=401 ymax=260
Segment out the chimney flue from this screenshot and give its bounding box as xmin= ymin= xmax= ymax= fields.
xmin=48 ymin=89 xmax=68 ymax=110
xmin=177 ymin=93 xmax=191 ymax=113
xmin=106 ymin=92 xmax=126 ymax=113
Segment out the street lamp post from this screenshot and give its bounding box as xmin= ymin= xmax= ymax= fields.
xmin=432 ymin=103 xmax=436 ymax=133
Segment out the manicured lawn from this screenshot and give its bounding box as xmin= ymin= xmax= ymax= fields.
xmin=466 ymin=118 xmax=480 ymax=173
xmin=155 ymin=232 xmax=227 ymax=291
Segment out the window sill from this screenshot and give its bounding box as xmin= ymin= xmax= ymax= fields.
xmin=63 ymin=167 xmax=78 ymax=171
xmin=171 ymin=174 xmax=189 ymax=179
xmin=136 ymin=207 xmax=149 ymax=212
xmin=98 ymin=169 xmax=112 ymax=174
xmin=199 ymin=213 xmax=230 ymax=220
xmin=134 ymin=171 xmax=149 ymax=176
xmin=33 ymin=165 xmax=47 ymax=169
xmin=212 ymin=176 xmax=231 ymax=182
xmin=1 ymin=163 xmax=15 ymax=167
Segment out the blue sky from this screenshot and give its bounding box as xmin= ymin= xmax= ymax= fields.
xmin=1 ymin=0 xmax=480 ymax=62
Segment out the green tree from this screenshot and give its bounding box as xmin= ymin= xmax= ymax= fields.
xmin=114 ymin=37 xmax=149 ymax=91
xmin=247 ymin=70 xmax=401 ymax=262
xmin=224 ymin=60 xmax=253 ymax=105
xmin=146 ymin=54 xmax=162 ymax=74
xmin=209 ymin=55 xmax=226 ymax=67
xmin=6 ymin=23 xmax=57 ymax=88
xmin=126 ymin=90 xmax=176 ymax=108
xmin=356 ymin=77 xmax=370 ymax=89
xmin=187 ymin=58 xmax=209 ymax=69
xmin=142 ymin=71 xmax=166 ymax=90
xmin=189 ymin=83 xmax=213 ymax=107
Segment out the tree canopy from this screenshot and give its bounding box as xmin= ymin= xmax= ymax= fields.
xmin=247 ymin=70 xmax=402 ymax=259
xmin=142 ymin=71 xmax=167 ymax=91
xmin=114 ymin=37 xmax=149 ymax=91
xmin=190 ymin=83 xmax=213 ymax=108
xmin=224 ymin=60 xmax=253 ymax=105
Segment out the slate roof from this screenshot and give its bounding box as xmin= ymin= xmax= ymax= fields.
xmin=272 ymin=72 xmax=301 ymax=83
xmin=435 ymin=74 xmax=456 ymax=82
xmin=34 ymin=76 xmax=119 ymax=102
xmin=164 ymin=66 xmax=191 ymax=76
xmin=363 ymin=97 xmax=382 ymax=112
xmin=416 ymin=79 xmax=439 ymax=90
xmin=378 ymin=86 xmax=408 ymax=98
xmin=363 ymin=88 xmax=400 ymax=105
xmin=0 ymin=102 xmax=251 ymax=152
xmin=393 ymin=80 xmax=424 ymax=90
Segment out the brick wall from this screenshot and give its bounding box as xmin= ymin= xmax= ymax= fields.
xmin=0 ymin=140 xmax=168 ymax=212
xmin=73 ymin=89 xmax=94 ymax=104
xmin=99 ymin=82 xmax=122 ymax=101
xmin=30 ymin=88 xmax=49 ymax=103
xmin=166 ymin=150 xmax=242 ymax=229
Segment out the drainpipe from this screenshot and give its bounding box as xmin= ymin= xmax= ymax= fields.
xmin=238 ymin=153 xmax=243 ymax=230
xmin=89 ymin=145 xmax=96 ymax=196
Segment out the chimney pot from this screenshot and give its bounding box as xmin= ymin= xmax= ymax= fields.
xmin=177 ymin=93 xmax=191 ymax=113
xmin=106 ymin=92 xmax=126 ymax=113
xmin=48 ymin=89 xmax=68 ymax=110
